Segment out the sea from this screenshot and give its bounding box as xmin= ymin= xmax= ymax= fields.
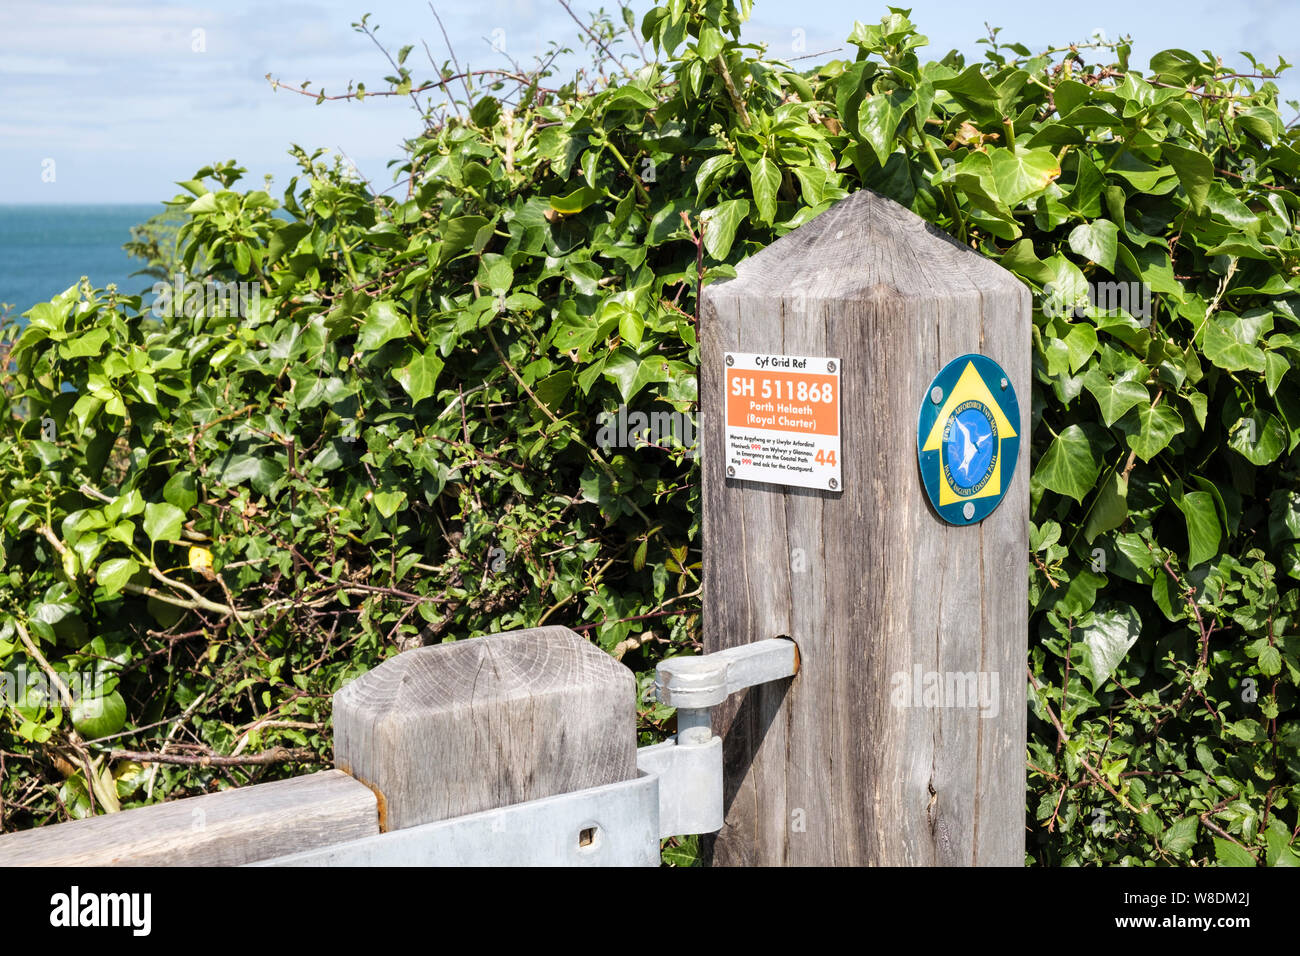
xmin=0 ymin=204 xmax=167 ymax=322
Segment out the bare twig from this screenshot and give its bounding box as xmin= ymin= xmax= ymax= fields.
xmin=355 ymin=16 xmax=427 ymax=118
xmin=557 ymin=0 xmax=623 ymax=72
xmin=144 ymin=690 xmax=209 ymax=799
xmin=429 ymin=4 xmax=474 ymax=113
xmin=110 ymin=747 xmax=321 ymax=767
xmin=1027 ymin=666 xmax=1138 ymax=814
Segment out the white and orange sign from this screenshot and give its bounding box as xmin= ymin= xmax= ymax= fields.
xmin=723 ymin=352 xmax=842 ymax=491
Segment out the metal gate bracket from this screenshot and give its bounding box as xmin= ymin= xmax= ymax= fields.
xmin=255 ymin=638 xmax=798 ymax=866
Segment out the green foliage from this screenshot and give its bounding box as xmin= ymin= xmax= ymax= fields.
xmin=1 ymin=3 xmax=1298 ymax=867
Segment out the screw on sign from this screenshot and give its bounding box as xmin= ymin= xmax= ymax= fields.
xmin=722 ymin=352 xmax=842 ymax=492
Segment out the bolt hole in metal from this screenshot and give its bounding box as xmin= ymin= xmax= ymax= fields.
xmin=578 ymin=826 xmax=598 ymax=849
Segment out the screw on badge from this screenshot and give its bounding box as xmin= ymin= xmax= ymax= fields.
xmin=725 ymin=354 xmax=735 ymax=367
xmin=930 ymin=386 xmax=943 ymax=404
xmin=727 ymin=465 xmax=736 ymax=477
xmin=962 ymin=502 xmax=975 ymax=520
xmin=828 ymin=478 xmax=838 ymax=490
xmin=1000 ymin=377 xmax=1008 ymax=390
xmin=826 ymin=361 xmax=836 ymax=373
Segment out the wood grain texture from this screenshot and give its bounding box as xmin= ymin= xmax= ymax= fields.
xmin=700 ymin=188 xmax=1029 ymax=866
xmin=0 ymin=770 xmax=377 ymax=867
xmin=333 ymin=626 xmax=636 ymax=832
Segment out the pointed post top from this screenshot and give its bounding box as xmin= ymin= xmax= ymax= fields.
xmin=708 ymin=188 xmax=1024 ymax=302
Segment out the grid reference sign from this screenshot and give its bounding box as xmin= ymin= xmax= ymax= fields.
xmin=723 ymin=352 xmax=842 ymax=491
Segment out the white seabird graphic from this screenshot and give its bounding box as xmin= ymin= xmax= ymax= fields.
xmin=953 ymin=415 xmax=991 ymax=480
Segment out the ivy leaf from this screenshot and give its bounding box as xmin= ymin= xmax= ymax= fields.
xmin=1067 ymin=220 xmax=1118 ymax=272
xmin=603 ymin=347 xmax=671 ymax=402
xmin=1084 ymin=472 xmax=1128 ymax=544
xmin=1123 ymin=401 xmax=1184 ymax=461
xmin=214 ymin=453 xmax=284 ymax=495
xmin=1203 ymin=318 xmax=1266 ymax=373
xmin=484 ymin=259 xmax=513 ymax=295
xmin=1228 ymin=411 xmax=1286 ymax=465
xmin=1177 ymin=491 xmax=1221 ymax=567
xmin=372 ymin=490 xmax=407 ymax=518
xmin=793 ymin=165 xmax=830 ymax=205
xmin=59 ymin=327 xmax=110 ymax=359
xmin=989 ymin=145 xmax=1061 ymax=205
xmin=1150 ymin=48 xmax=1207 ymax=85
xmin=697 ymin=24 xmax=724 ymax=59
xmin=1269 ymin=490 xmax=1300 ymax=544
xmin=437 ymin=215 xmax=489 ymax=264
xmin=1265 ymin=352 xmax=1288 ymax=396
xmin=393 ymin=346 xmax=444 ymax=403
xmin=1063 ymin=323 xmax=1098 ymax=373
xmin=1075 ymin=606 xmax=1141 ymax=691
xmin=1256 ymin=642 xmax=1282 ymax=677
xmin=1034 ymin=424 xmax=1100 ymax=502
xmin=1082 ymin=368 xmax=1149 ymax=427
xmin=143 ymin=501 xmax=186 ymax=544
xmin=749 ymin=157 xmax=780 ymax=224
xmin=932 ymin=64 xmax=999 ymax=120
xmin=602 ymin=84 xmax=657 ymax=111
xmin=96 ymin=557 xmax=138 ymax=597
xmin=186 ymin=193 xmax=219 ymax=214
xmin=72 ymin=690 xmax=127 ymax=738
xmin=1054 ymin=568 xmax=1106 ymax=619
xmin=163 ymin=472 xmax=198 ymax=511
xmin=694 ymin=155 xmax=735 ymax=200
xmin=1163 ymin=143 xmax=1214 ymax=212
xmin=938 ymin=150 xmax=1015 ymax=224
xmin=469 ymin=95 xmax=500 ymax=127
xmin=549 ymin=184 xmax=603 ymax=215
xmin=1040 ymin=255 xmax=1091 ymax=311
xmin=1064 ymin=151 xmax=1104 ymax=217
xmin=1236 ymin=106 xmax=1279 ymax=144
xmin=357 ymin=300 xmax=411 ymax=352
xmin=648 ymin=197 xmax=695 ymax=245
xmin=701 ymin=199 xmax=750 ymax=260
xmin=619 ymin=311 xmax=645 ymax=348
xmin=857 ymin=91 xmax=905 ymax=165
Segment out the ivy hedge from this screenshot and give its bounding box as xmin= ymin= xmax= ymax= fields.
xmin=1 ymin=3 xmax=1298 ymax=866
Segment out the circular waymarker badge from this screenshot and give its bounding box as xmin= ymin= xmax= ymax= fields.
xmin=917 ymin=354 xmax=1020 ymax=526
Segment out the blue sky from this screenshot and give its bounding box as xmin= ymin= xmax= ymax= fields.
xmin=1 ymin=0 xmax=1296 ymax=204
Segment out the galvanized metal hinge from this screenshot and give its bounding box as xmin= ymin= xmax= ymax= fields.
xmin=639 ymin=637 xmax=799 ymax=838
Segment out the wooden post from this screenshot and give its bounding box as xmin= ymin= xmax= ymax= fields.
xmin=332 ymin=625 xmax=636 ymax=832
xmin=700 ymin=190 xmax=1030 ymax=865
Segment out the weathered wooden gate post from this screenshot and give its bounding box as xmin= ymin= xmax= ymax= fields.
xmin=332 ymin=625 xmax=636 ymax=832
xmin=700 ymin=189 xmax=1030 ymax=865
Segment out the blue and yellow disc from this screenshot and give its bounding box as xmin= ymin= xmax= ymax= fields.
xmin=917 ymin=354 xmax=1020 ymax=526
